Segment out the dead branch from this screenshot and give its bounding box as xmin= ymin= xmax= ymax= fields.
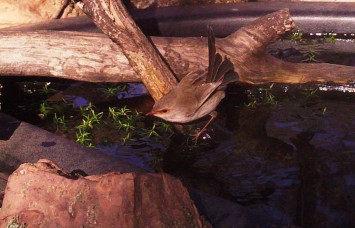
xmin=79 ymin=0 xmax=177 ymax=101
xmin=0 ymin=9 xmax=353 ymax=85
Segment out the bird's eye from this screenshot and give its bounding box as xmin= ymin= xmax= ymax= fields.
xmin=160 ymin=109 xmax=168 ymax=113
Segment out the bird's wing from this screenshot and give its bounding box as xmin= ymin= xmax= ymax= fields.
xmin=176 ymin=27 xmax=238 ymax=117
xmin=174 ymin=72 xmax=222 ymax=116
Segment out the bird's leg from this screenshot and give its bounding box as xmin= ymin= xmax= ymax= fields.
xmin=194 ymin=111 xmax=218 ymax=141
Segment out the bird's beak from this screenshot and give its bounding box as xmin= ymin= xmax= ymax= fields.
xmin=146 ymin=110 xmax=156 ymax=116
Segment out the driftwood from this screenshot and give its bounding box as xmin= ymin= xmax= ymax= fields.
xmin=0 ymin=9 xmax=354 ymax=89
xmin=79 ymin=0 xmax=177 ymax=101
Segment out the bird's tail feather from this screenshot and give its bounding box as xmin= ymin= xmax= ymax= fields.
xmin=206 ymin=26 xmax=238 ymax=86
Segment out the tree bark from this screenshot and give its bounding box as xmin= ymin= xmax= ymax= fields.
xmin=78 ymin=0 xmax=177 ymax=101
xmin=0 ymin=9 xmax=353 ymax=85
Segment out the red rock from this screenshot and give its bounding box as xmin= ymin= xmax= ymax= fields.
xmin=0 ymin=159 xmax=209 ymax=227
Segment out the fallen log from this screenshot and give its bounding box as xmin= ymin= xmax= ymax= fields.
xmin=0 ymin=10 xmax=353 ymax=85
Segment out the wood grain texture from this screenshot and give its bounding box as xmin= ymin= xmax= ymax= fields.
xmin=0 ymin=9 xmax=353 ymax=87
xmin=80 ymin=0 xmax=177 ymax=101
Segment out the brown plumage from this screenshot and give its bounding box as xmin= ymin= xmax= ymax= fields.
xmin=147 ymin=27 xmax=238 ymax=139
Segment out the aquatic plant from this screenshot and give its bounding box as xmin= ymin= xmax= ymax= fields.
xmin=108 ymin=105 xmax=173 ymax=143
xmin=98 ymin=83 xmax=129 ymax=97
xmin=157 ymin=121 xmax=174 ymax=136
xmin=244 ymin=100 xmax=257 ymax=109
xmin=140 ymin=123 xmax=161 ymax=138
xmin=301 ymin=88 xmax=319 ymax=100
xmin=302 ymin=48 xmax=318 ymax=62
xmin=289 ymin=31 xmax=303 ymax=41
xmin=53 ymin=113 xmax=67 ymax=131
xmin=322 ymin=107 xmax=327 ymax=116
xmin=76 ymin=128 xmax=94 ymax=148
xmin=80 ymin=103 xmax=103 ymax=124
xmin=260 ymin=83 xmax=278 ymax=105
xmin=38 ymin=102 xmax=53 ymax=119
xmin=121 ymin=132 xmax=135 ymax=145
xmin=323 ymin=33 xmax=336 ymax=43
xmin=74 ymin=103 xmax=103 ymax=147
xmin=76 ymin=119 xmax=93 ymax=131
xmin=242 ymin=84 xmax=279 ymax=109
xmin=108 ymin=106 xmax=143 ymax=132
xmin=39 ymin=82 xmax=53 ymax=96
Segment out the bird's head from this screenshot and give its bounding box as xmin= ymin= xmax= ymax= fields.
xmin=146 ymin=93 xmax=184 ymax=122
xmin=146 ymin=99 xmax=175 ymax=121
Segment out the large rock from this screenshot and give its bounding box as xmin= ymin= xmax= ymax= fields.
xmin=0 ymin=159 xmax=209 ymax=227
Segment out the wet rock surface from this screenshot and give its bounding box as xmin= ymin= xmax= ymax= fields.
xmin=0 ymin=113 xmax=146 ymax=175
xmin=266 ymin=96 xmax=355 ymax=227
xmin=172 ymin=89 xmax=355 ymax=227
xmin=0 ymin=159 xmax=209 ymax=227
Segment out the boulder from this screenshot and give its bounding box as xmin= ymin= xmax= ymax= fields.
xmin=0 ymin=159 xmax=209 ymax=227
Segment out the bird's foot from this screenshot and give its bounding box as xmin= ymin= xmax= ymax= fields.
xmin=193 ymin=111 xmax=217 ymax=142
xmin=193 ymin=129 xmax=206 ymax=142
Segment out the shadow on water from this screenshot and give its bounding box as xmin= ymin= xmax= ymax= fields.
xmin=0 ymin=40 xmax=354 ymax=227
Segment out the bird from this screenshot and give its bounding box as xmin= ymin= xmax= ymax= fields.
xmin=146 ymin=27 xmax=238 ymax=140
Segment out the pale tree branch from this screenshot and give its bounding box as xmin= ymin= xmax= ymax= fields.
xmin=78 ymin=0 xmax=177 ymax=101
xmin=0 ymin=9 xmax=353 ymax=85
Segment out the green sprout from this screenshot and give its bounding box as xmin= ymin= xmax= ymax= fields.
xmin=116 ymin=106 xmax=131 ymax=116
xmin=83 ymin=110 xmax=103 ymax=125
xmin=303 ymin=88 xmax=319 ymax=99
xmin=76 ymin=128 xmax=94 ymax=147
xmin=79 ymin=103 xmax=94 ymax=115
xmin=39 ymin=82 xmax=56 ymax=97
xmin=99 ymin=83 xmax=129 ymax=97
xmin=53 ymin=113 xmax=67 ymax=131
xmin=322 ymin=107 xmax=327 ymax=116
xmin=242 ymin=84 xmax=278 ymax=109
xmin=103 ymin=87 xmax=119 ymax=96
xmin=323 ymin=34 xmax=336 ymax=43
xmin=74 ymin=103 xmax=103 ymax=147
xmin=116 ymin=118 xmax=136 ymax=132
xmin=140 ymin=123 xmax=161 ymax=138
xmin=108 ymin=106 xmax=143 ymax=132
xmin=244 ymin=100 xmax=257 ymax=109
xmin=40 ymin=83 xmax=50 ymax=95
xmin=302 ymin=48 xmax=318 ymax=62
xmin=289 ymin=31 xmax=303 ymax=41
xmin=80 ymin=103 xmax=103 ymax=123
xmin=75 ymin=119 xmax=93 ymax=131
xmin=259 ymin=83 xmax=278 ymax=105
xmin=121 ymin=133 xmax=135 ymax=145
xmin=38 ymin=102 xmax=53 ymax=119
xmin=157 ymin=121 xmax=173 ymax=136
